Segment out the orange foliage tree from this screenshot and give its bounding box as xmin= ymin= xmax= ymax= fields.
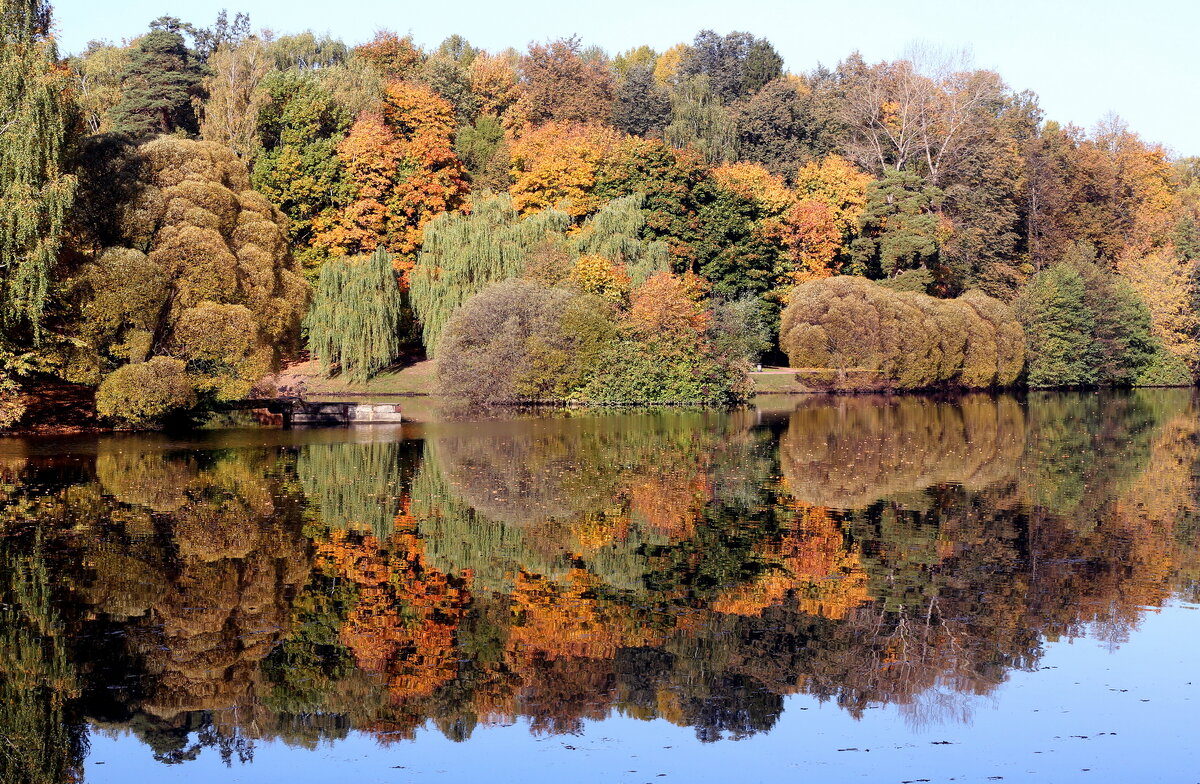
xmin=315 ymin=82 xmax=469 ymax=267
xmin=315 ymin=83 xmax=469 ymax=269
xmin=508 ymin=121 xmax=625 ymax=216
xmin=352 ymin=31 xmax=424 ymax=79
xmin=775 ymin=155 xmax=874 ymax=281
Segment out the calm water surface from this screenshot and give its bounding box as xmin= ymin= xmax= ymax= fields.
xmin=2 ymin=391 xmax=1198 ymax=783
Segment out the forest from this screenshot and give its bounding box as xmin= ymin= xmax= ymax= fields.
xmin=2 ymin=0 xmax=1200 ymax=425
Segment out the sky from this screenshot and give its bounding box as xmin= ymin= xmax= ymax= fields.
xmin=51 ymin=0 xmax=1200 ymax=157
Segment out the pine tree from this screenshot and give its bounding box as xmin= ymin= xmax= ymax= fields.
xmin=304 ymin=247 xmax=405 ymax=382
xmin=110 ymin=28 xmax=203 ymax=137
xmin=0 ymin=0 xmax=76 ymax=340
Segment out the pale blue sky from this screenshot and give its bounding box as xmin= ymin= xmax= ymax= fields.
xmin=52 ymin=0 xmax=1200 ymax=156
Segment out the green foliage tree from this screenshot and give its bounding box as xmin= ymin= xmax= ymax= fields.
xmin=692 ymin=179 xmax=787 ymax=302
xmin=110 ymin=28 xmax=204 ymax=137
xmin=1014 ymin=252 xmax=1166 ymax=387
xmin=709 ymin=296 xmax=771 ymax=364
xmin=410 ymin=194 xmax=570 ymax=355
xmin=679 ymin=30 xmax=782 ymax=104
xmin=849 ymin=168 xmax=945 ymax=279
xmin=664 ymin=75 xmax=738 ymax=165
xmin=304 ymin=247 xmax=406 ymax=382
xmin=453 ymin=113 xmax=511 ymax=192
xmin=610 ymin=64 xmax=671 ymax=137
xmin=569 ymin=193 xmax=670 ymax=285
xmin=0 ymin=536 xmax=84 ymax=784
xmin=732 ymin=77 xmax=817 ymax=181
xmin=0 ymin=0 xmax=77 ymax=339
xmin=251 ymin=70 xmax=350 ymax=268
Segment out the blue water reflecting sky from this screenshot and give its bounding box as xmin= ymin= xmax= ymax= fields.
xmin=82 ymin=601 xmax=1200 ymax=784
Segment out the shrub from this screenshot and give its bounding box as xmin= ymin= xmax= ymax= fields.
xmin=779 ymin=276 xmax=1023 ymax=390
xmin=437 ymin=275 xmax=749 ymax=404
xmin=96 ymin=357 xmax=197 ymax=427
xmin=0 ymin=373 xmax=25 ymax=430
xmin=437 ymin=279 xmax=583 ymax=402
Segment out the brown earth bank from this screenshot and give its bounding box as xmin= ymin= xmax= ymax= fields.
xmin=7 ymin=378 xmax=104 ymax=435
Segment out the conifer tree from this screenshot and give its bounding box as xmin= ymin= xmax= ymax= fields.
xmin=305 ymin=247 xmax=405 ymax=382
xmin=0 ymin=0 xmax=76 ymax=339
xmin=110 ymin=28 xmax=203 ymax=137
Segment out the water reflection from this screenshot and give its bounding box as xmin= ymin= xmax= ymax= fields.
xmin=1 ymin=391 xmax=1198 ymax=779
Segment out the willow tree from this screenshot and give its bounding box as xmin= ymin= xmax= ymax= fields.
xmin=571 ymin=193 xmax=669 ymax=285
xmin=304 ymin=247 xmax=405 ymax=382
xmin=0 ymin=0 xmax=77 ymax=339
xmin=410 ymin=194 xmax=570 ymax=356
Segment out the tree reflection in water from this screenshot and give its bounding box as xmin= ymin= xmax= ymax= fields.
xmin=0 ymin=390 xmax=1197 ymax=776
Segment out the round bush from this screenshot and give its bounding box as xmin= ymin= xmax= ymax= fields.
xmin=96 ymin=357 xmax=197 ymax=427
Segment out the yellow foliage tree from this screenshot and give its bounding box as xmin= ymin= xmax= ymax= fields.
xmin=1117 ymin=245 xmax=1199 ymax=368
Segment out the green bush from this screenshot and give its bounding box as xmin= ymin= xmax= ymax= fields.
xmin=0 ymin=372 xmax=25 ymax=430
xmin=578 ymin=339 xmax=749 ymax=404
xmin=96 ymin=357 xmax=197 ymax=427
xmin=1136 ymin=349 xmax=1193 ymax=387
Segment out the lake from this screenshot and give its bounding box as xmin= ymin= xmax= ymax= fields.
xmin=2 ymin=390 xmax=1198 ymax=783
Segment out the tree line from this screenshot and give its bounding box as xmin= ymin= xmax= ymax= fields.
xmin=2 ymin=0 xmax=1199 ymax=424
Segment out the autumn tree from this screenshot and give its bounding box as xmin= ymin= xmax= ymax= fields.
xmin=468 ymin=50 xmax=520 ymax=119
xmin=779 ymin=155 xmax=873 ymax=280
xmin=352 ymin=30 xmax=423 ymax=79
xmin=201 ymin=37 xmax=272 ymax=159
xmin=512 ymin=36 xmax=614 ymax=127
xmin=508 ymin=121 xmax=624 ymax=216
xmin=315 ymin=82 xmax=469 ymax=259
